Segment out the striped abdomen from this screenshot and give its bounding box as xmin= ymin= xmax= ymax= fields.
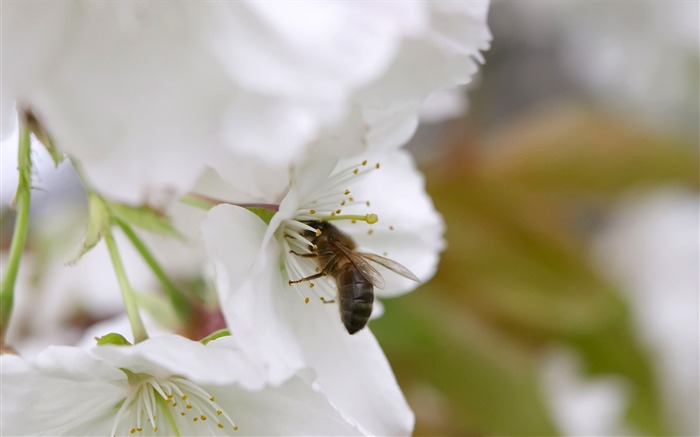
xmin=337 ymin=268 xmax=374 ymax=334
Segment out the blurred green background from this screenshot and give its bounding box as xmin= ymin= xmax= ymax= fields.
xmin=373 ymin=2 xmax=699 ymax=436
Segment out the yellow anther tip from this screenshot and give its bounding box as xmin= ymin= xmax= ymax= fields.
xmin=304 ymin=297 xmax=310 ymax=304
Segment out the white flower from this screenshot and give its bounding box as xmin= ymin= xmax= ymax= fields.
xmin=2 ymin=1 xmax=490 ymax=204
xmin=0 ymin=334 xmax=367 ymax=436
xmin=592 ymin=188 xmax=700 ymax=436
xmin=539 ymin=348 xmax=629 ymax=436
xmin=201 ymin=148 xmax=444 ymax=435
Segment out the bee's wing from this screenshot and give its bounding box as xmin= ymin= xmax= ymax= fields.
xmin=360 ymin=253 xmax=421 ymax=283
xmin=333 ymin=242 xmax=386 ymax=289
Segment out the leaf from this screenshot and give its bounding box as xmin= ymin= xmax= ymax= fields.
xmin=246 ymin=207 xmax=276 ymax=225
xmin=106 ymin=202 xmax=182 ymax=239
xmin=95 ymin=333 xmax=132 ymax=346
xmin=200 ymin=329 xmax=231 ymax=345
xmin=70 ymin=192 xmax=110 ymax=263
xmin=23 ymin=110 xmax=65 ymax=166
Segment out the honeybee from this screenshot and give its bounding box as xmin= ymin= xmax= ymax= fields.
xmin=288 ymin=221 xmax=419 ymax=334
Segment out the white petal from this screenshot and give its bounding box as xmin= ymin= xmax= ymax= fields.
xmin=201 ymin=2 xmax=426 ymax=101
xmin=207 ymin=374 xmax=366 ymax=436
xmin=91 ymin=334 xmax=264 ymax=388
xmin=1 ymin=349 xmax=127 ymax=436
xmin=334 ymin=149 xmax=445 ymax=296
xmin=201 ymin=205 xmax=306 ymax=386
xmin=291 ymin=299 xmax=415 ymax=436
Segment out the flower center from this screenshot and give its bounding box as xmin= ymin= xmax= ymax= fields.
xmin=281 ymin=159 xmax=380 ymax=302
xmin=111 ymin=372 xmax=237 ymax=436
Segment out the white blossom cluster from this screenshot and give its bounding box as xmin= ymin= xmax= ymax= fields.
xmin=0 ymin=2 xmax=491 ymax=435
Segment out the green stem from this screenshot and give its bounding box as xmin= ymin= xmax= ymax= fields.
xmin=104 ymin=226 xmax=148 ymax=343
xmin=0 ymin=125 xmax=32 ymax=348
xmin=158 ymin=395 xmax=181 ymax=437
xmin=116 ymin=220 xmax=192 ymax=323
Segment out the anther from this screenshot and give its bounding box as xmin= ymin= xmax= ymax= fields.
xmin=137 ymin=428 xmax=142 ymax=432
xmin=366 ymin=201 xmax=371 ymax=207
xmin=130 ymin=429 xmax=136 ymax=434
xmin=344 ymin=189 xmax=350 ymax=195
xmin=315 ymin=229 xmax=322 ymax=236
xmin=217 ymin=411 xmax=222 ymax=416
xmin=341 ymin=200 xmax=346 ymax=206
xmin=389 ymin=226 xmax=395 ymax=231
xmin=304 ymin=297 xmax=310 ymax=304
xmin=193 ymin=418 xmax=198 ymax=422
xmin=309 ymin=283 xmax=315 ymax=288
xmin=349 ymin=196 xmax=354 ymax=201
xmin=353 ymin=169 xmax=359 ymax=174
xmin=186 ymin=405 xmax=193 ymax=410
xmin=309 ymin=209 xmax=316 ymax=215
xmin=153 ymin=427 xmax=158 ymax=432
xmin=182 ymin=395 xmax=187 ymax=401
xmin=375 ymin=162 xmax=381 ymax=169
xmin=368 ymin=229 xmax=374 ymax=235
xmin=336 ymin=209 xmax=342 ymax=214
xmin=201 ymin=415 xmax=207 ymax=421
xmin=209 ymin=397 xmax=215 ymax=401
xmin=362 ymin=160 xmax=368 ymax=166
xmin=181 ymin=412 xmax=186 ymax=416
xmin=218 ymin=424 xmax=224 ymax=429
xmin=234 ymin=426 xmax=239 ymax=431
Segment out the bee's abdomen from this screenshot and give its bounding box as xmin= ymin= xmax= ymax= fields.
xmin=337 ymin=269 xmax=374 ymax=334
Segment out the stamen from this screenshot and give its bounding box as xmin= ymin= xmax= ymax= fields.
xmin=320 ymin=213 xmax=378 ymax=224
xmin=111 ymin=374 xmax=238 ymax=436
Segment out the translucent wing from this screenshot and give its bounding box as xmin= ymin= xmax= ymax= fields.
xmin=361 ymin=253 xmax=420 ymax=283
xmin=332 ymin=241 xmax=386 ymax=289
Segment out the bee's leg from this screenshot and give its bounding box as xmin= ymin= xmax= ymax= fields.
xmin=319 ymin=297 xmax=336 ymax=304
xmin=288 ymin=255 xmax=339 ymax=285
xmin=288 ymin=250 xmax=318 ymax=258
xmin=288 ymin=272 xmax=325 ymax=284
